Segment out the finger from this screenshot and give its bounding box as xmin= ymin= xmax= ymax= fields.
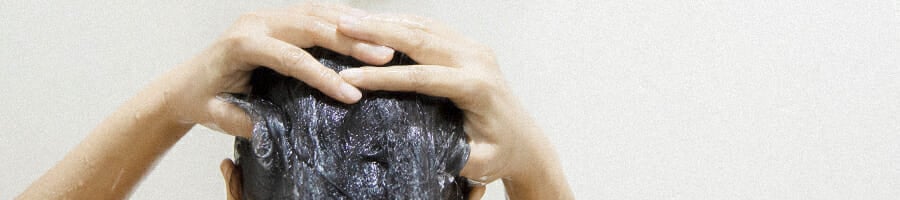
xmin=266 ymin=17 xmax=395 ymax=65
xmin=240 ymin=37 xmax=362 ymax=103
xmin=266 ymin=4 xmax=394 ymax=65
xmin=299 ymin=2 xmax=366 ymax=25
xmin=202 ymin=96 xmax=252 ymax=138
xmin=338 ymin=13 xmax=462 ymax=65
xmin=339 ymin=65 xmax=479 ymax=101
xmin=220 ymin=159 xmax=243 ymax=200
xmin=468 ymin=185 xmax=486 ymax=200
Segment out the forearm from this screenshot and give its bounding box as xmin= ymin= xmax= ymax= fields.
xmin=502 ymin=132 xmax=574 ymax=200
xmin=498 ymin=100 xmax=574 ymax=199
xmin=19 ymin=75 xmax=193 ymax=199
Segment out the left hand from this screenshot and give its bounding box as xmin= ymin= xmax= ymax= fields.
xmin=157 ymin=2 xmax=394 ymax=138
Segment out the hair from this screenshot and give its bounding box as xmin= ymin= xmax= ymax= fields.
xmin=227 ymin=47 xmax=471 ymax=199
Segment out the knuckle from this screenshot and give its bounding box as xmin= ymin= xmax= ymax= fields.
xmin=404 ymin=67 xmax=430 ymax=90
xmin=318 ymin=65 xmax=341 ymax=85
xmin=410 ymin=15 xmax=433 ymax=26
xmin=298 ymin=58 xmax=340 ymax=90
xmin=302 ymin=21 xmax=327 ymax=42
xmin=230 ymin=12 xmax=269 ymax=35
xmin=304 ymin=2 xmax=331 ymax=11
xmin=471 ymin=44 xmax=498 ymax=64
xmin=218 ymin=34 xmax=253 ymax=56
xmin=280 ymin=49 xmax=310 ymax=74
xmin=398 ymin=14 xmax=436 ymax=28
xmin=403 ymin=29 xmax=430 ymax=53
xmin=457 ymin=75 xmax=497 ymax=106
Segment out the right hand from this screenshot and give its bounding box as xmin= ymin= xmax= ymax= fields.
xmin=336 ymin=12 xmax=559 ymax=186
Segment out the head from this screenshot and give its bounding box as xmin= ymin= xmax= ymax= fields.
xmin=222 ymin=47 xmax=473 ymax=199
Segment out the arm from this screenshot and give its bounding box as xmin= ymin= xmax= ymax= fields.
xmin=19 ymin=3 xmax=393 ymax=199
xmin=336 ymin=12 xmax=575 ymax=199
xmin=498 ymin=114 xmax=572 ymax=199
xmin=18 ymin=77 xmax=193 ymax=199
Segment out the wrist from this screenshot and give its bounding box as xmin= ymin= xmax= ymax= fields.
xmin=129 ymin=61 xmax=208 ymax=134
xmin=485 ymin=89 xmax=573 ymax=199
xmin=502 ymin=137 xmax=573 ymax=199
xmin=127 ymin=83 xmax=195 ymax=135
xmin=466 ymin=85 xmax=543 ymax=176
xmin=150 ymin=46 xmax=226 ymax=126
xmin=503 ymin=127 xmax=555 ymax=179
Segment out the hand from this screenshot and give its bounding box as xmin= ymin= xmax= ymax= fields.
xmin=336 ymin=12 xmax=568 ymax=195
xmin=160 ymin=2 xmax=395 ymax=137
xmin=20 ymin=3 xmax=403 ymax=199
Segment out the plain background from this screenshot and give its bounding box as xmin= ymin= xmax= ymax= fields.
xmin=2 ymin=0 xmax=899 ymax=199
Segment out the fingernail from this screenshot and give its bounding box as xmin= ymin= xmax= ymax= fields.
xmin=340 ymin=68 xmax=362 ymax=81
xmin=373 ymin=45 xmax=394 ymax=56
xmin=340 ymin=82 xmax=362 ymax=101
xmin=366 ymin=45 xmax=394 ymax=58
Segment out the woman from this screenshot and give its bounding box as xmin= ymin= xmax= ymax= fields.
xmin=19 ymin=3 xmax=573 ymax=199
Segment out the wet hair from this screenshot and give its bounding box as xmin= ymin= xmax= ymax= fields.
xmin=226 ymin=47 xmax=471 ymax=199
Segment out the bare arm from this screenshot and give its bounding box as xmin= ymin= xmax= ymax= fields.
xmin=19 ymin=66 xmax=195 ymax=199
xmin=18 ymin=3 xmax=393 ymax=199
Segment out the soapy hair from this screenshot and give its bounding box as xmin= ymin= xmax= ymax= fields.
xmin=227 ymin=47 xmax=471 ymax=199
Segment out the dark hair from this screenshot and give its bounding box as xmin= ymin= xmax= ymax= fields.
xmin=227 ymin=47 xmax=471 ymax=199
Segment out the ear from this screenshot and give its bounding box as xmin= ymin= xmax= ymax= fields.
xmin=220 ymin=159 xmax=243 ymax=200
xmin=468 ymin=185 xmax=486 ymax=200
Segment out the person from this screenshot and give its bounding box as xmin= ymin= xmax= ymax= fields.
xmin=18 ymin=3 xmax=574 ymax=200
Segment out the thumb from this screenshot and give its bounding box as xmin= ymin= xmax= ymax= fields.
xmin=202 ymin=95 xmax=253 ymax=138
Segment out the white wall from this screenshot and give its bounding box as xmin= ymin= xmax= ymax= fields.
xmin=2 ymin=0 xmax=898 ymax=199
